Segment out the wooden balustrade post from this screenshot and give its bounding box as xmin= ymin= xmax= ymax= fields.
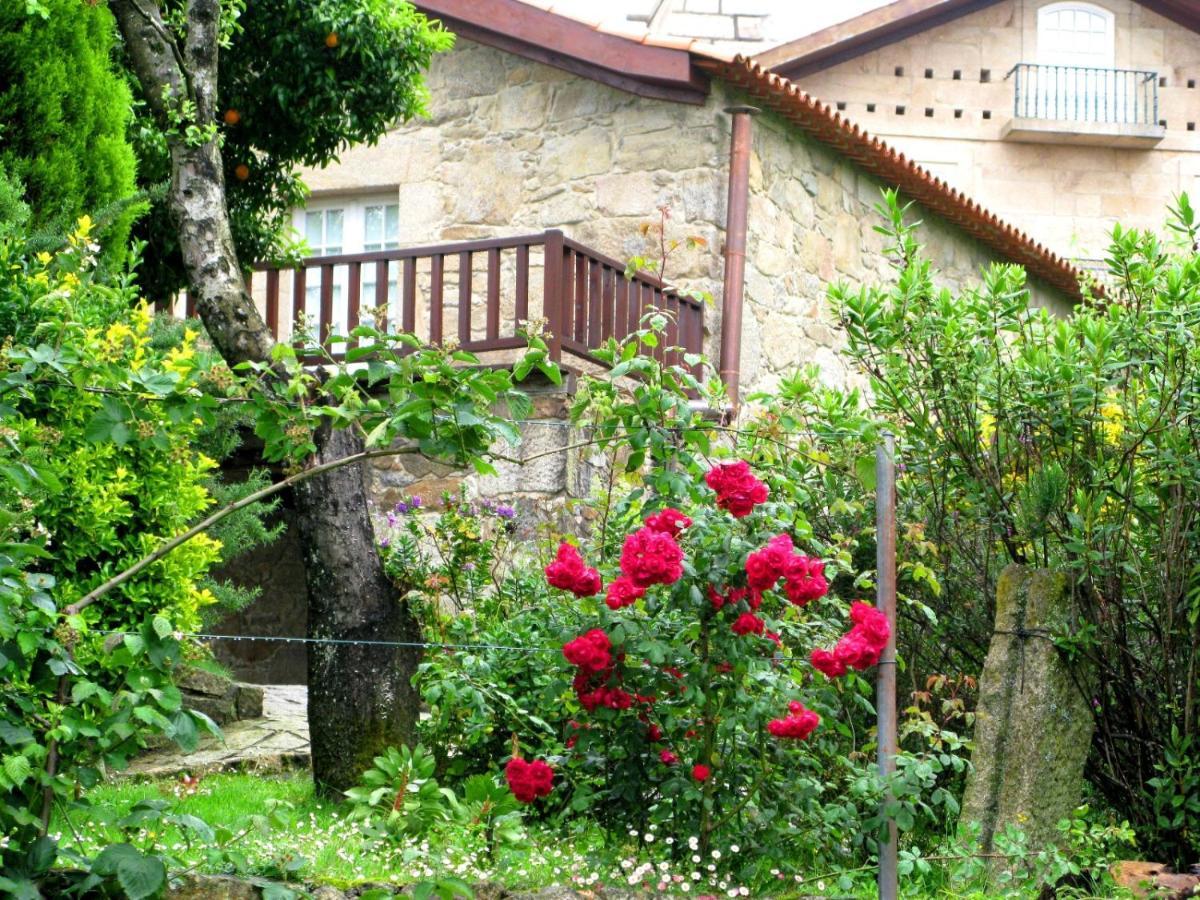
xmin=542 ymin=230 xmax=564 ymax=364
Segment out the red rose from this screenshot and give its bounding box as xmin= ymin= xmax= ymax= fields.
xmin=605 ymin=575 xmax=646 ymax=610
xmin=705 ymin=461 xmax=768 ymax=517
xmin=644 ymin=507 xmax=692 ymax=537
xmin=767 ymin=701 xmax=820 ymax=740
xmin=810 ymin=647 xmax=847 ymax=678
xmin=810 ymin=602 xmax=890 ymax=677
xmin=660 ymin=749 xmax=678 ymax=765
xmin=691 ymin=763 xmax=711 ymax=782
xmin=620 ymin=527 xmax=684 ymax=588
xmin=731 ymin=612 xmax=765 ymax=636
xmin=707 ymin=585 xmax=726 ymax=610
xmin=545 ymin=542 xmax=603 ymax=597
xmin=648 ymin=724 xmax=663 ymax=742
xmin=745 ymin=549 xmax=779 ymax=591
xmin=563 ymin=629 xmax=612 ymax=672
xmin=505 ymin=757 xmax=554 ymax=803
xmin=784 ymin=555 xmax=828 ymax=606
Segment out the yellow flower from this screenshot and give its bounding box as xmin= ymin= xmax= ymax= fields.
xmin=36 ymin=252 xmax=52 ymax=265
xmin=979 ymin=413 xmax=996 ymax=447
xmin=1099 ymin=393 xmax=1124 ymax=445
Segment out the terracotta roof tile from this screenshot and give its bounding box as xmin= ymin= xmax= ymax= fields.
xmin=697 ymin=55 xmax=1094 ymax=301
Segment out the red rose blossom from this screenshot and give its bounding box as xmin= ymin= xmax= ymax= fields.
xmin=731 ymin=612 xmax=765 ymax=636
xmin=784 ymin=554 xmax=828 ymax=606
xmin=810 ymin=647 xmax=847 ymax=677
xmin=810 ymin=602 xmax=890 ymax=677
xmin=545 ymin=542 xmax=603 ymax=597
xmin=644 ymin=507 xmax=692 ymax=537
xmin=563 ymin=629 xmax=612 ymax=673
xmin=620 ymin=527 xmax=684 ymax=588
xmin=705 ymin=460 xmax=768 ymax=517
xmin=691 ymin=763 xmax=711 ymax=782
xmin=605 ymin=575 xmax=646 ymax=610
xmin=505 ymin=757 xmax=554 ymax=803
xmin=768 ymin=700 xmax=820 ymax=740
xmin=648 ymin=724 xmax=663 ymax=742
xmin=660 ymin=749 xmax=679 ymax=765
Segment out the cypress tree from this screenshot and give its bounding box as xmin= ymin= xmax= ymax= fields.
xmin=0 ymin=0 xmax=138 ymax=256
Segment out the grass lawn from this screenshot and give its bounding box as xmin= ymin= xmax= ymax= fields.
xmin=51 ymin=772 xmax=1100 ymax=897
xmin=51 ymin=771 xmax=748 ymax=894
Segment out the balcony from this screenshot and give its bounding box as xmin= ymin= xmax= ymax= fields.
xmin=1002 ymin=63 xmax=1165 ymax=148
xmin=168 ymin=230 xmax=704 ymax=375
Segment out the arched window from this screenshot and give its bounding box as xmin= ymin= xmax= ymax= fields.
xmin=1037 ymin=3 xmax=1115 ymax=68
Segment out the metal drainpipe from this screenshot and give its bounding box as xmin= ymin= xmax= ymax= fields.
xmin=719 ymin=105 xmax=757 ymax=410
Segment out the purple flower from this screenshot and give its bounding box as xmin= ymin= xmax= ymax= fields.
xmin=463 ymin=562 xmax=476 ymax=572
xmin=495 ymin=504 xmax=516 ymax=519
xmin=410 ymin=496 xmax=422 ymax=509
xmin=379 ymin=537 xmax=390 ymax=548
xmin=386 ymin=512 xmax=398 ymax=527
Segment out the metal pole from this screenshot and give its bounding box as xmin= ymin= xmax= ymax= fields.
xmin=876 ymin=432 xmax=899 ymax=900
xmin=718 ymin=105 xmax=758 ymax=410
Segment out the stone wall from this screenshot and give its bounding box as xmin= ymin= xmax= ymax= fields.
xmin=208 ymin=380 xmax=603 ymax=684
xmin=795 ymin=0 xmax=1200 ymax=261
xmin=738 ymin=93 xmax=1069 ymax=395
xmin=303 ymin=38 xmax=1072 ymax=400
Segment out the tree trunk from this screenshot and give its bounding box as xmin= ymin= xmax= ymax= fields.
xmin=294 ymin=425 xmax=421 ymax=793
xmin=110 ymin=0 xmax=421 ymax=794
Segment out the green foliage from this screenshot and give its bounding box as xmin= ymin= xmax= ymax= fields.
xmin=830 ymin=189 xmax=1200 ymax=864
xmin=1146 ymin=727 xmax=1200 ymax=865
xmin=0 ymin=224 xmax=228 ymax=895
xmin=345 ymin=744 xmax=452 ymax=837
xmin=379 ymin=491 xmax=518 ymax=612
xmin=133 ymin=0 xmax=454 ymax=297
xmin=345 ymin=744 xmax=526 ymax=863
xmin=238 ymin=321 xmax=548 ymax=471
xmin=0 ymin=0 xmax=138 ymax=263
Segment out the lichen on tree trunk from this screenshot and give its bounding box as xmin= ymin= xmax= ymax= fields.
xmin=294 ymin=426 xmax=421 ymax=793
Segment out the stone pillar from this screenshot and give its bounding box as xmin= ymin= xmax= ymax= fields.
xmin=961 ymin=564 xmax=1095 ymax=855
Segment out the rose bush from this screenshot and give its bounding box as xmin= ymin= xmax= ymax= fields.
xmin=540 ymin=459 xmax=888 ymax=856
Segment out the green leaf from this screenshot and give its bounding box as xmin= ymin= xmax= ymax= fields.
xmin=261 ymin=885 xmax=299 ymax=900
xmin=115 ymin=854 xmax=166 ymax=900
xmin=3 ymin=753 xmax=33 ymax=786
xmin=854 ymin=454 xmax=877 ymax=491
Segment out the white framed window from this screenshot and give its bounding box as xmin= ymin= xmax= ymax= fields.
xmin=1037 ymin=3 xmax=1114 ymax=67
xmin=291 ymin=195 xmax=401 ymax=336
xmin=1035 ymin=3 xmax=1121 ymax=122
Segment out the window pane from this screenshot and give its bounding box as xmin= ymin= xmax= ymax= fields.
xmin=305 ymin=212 xmax=323 ymax=247
xmin=364 ymin=205 xmax=383 ymax=248
xmin=326 ymin=209 xmax=344 ymax=248
xmin=385 ymin=204 xmax=399 ymax=244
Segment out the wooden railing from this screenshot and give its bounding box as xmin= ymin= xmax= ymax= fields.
xmin=170 ymin=230 xmax=704 ymax=374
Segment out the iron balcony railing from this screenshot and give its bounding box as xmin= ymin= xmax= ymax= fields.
xmin=1006 ymin=62 xmax=1159 ymax=127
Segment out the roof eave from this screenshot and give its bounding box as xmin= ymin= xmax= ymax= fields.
xmin=698 ymin=56 xmax=1095 ymax=302
xmin=416 ymin=0 xmax=710 ymax=104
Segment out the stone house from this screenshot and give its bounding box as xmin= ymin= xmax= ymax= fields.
xmin=759 ymin=0 xmax=1200 ymax=264
xmin=212 ymin=0 xmax=1103 ymax=680
xmin=279 ymin=0 xmax=1088 ymax=401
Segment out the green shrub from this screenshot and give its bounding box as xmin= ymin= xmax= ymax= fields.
xmin=831 ymin=189 xmax=1200 ymax=864
xmin=0 ymin=1 xmax=138 ymax=262
xmin=0 ymin=221 xmax=230 ymax=894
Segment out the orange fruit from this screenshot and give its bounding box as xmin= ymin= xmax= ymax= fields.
xmin=325 ymin=32 xmax=338 ymax=48
xmin=234 ymin=164 xmax=250 ymax=181
xmin=223 ymin=108 xmax=240 ymax=126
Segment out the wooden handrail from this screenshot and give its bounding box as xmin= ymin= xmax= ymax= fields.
xmin=226 ymin=229 xmax=703 ymax=373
